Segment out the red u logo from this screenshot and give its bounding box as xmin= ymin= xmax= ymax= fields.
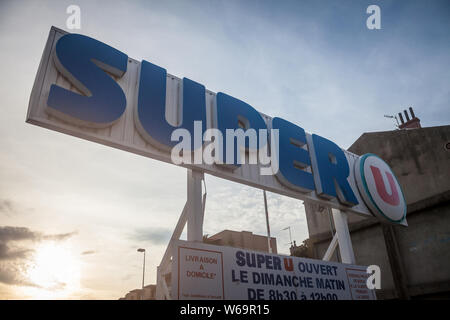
xmin=370 ymin=166 xmax=399 ymax=206
xmin=284 ymin=258 xmax=294 ymax=271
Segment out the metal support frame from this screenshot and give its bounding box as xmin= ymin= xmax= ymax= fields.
xmin=155 ymin=172 xmax=357 ymax=299
xmin=322 ymin=207 xmax=356 ymax=264
xmin=322 ymin=234 xmax=338 ymax=261
xmin=187 ymin=169 xmax=204 ymax=242
xmin=156 ymin=169 xmax=205 ymax=300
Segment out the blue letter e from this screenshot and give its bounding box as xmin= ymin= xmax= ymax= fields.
xmin=47 ymin=34 xmax=128 ymax=127
xmin=310 ymin=134 xmax=359 ymax=206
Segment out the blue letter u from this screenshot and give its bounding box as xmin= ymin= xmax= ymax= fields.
xmin=135 ymin=60 xmax=207 ymax=151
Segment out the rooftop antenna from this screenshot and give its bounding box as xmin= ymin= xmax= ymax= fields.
xmin=384 ymin=114 xmax=399 ymax=128
xmin=282 ymin=226 xmax=293 ymax=247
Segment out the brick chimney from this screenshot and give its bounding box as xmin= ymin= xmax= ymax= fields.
xmin=398 ymin=107 xmax=421 ymax=129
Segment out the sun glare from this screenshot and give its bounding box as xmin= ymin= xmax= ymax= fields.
xmin=23 ymin=242 xmax=81 ymax=299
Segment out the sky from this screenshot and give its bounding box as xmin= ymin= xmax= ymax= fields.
xmin=0 ymin=0 xmax=449 ymax=299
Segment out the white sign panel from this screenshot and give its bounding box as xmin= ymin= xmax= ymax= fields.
xmin=172 ymin=240 xmax=376 ymax=300
xmin=26 ymin=27 xmax=407 ymax=225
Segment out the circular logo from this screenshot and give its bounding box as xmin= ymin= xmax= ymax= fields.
xmin=354 ymin=154 xmax=407 ymax=224
xmin=445 ymin=142 xmax=450 ymax=150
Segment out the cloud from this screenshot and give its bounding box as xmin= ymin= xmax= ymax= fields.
xmin=129 ymin=227 xmax=172 ymax=245
xmin=0 ymin=264 xmax=40 ymax=288
xmin=0 ymin=242 xmax=31 ymax=261
xmin=0 ymin=225 xmax=77 ymax=287
xmin=0 ymin=226 xmax=77 ymax=244
xmin=81 ymin=250 xmax=96 ymax=255
xmin=0 ymin=262 xmax=67 ymax=290
xmin=0 ymin=226 xmax=77 ymax=261
xmin=0 ymin=226 xmax=77 ymax=288
xmin=42 ymin=231 xmax=78 ymax=241
xmin=0 ymin=199 xmax=17 ymax=216
xmin=0 ymin=226 xmax=37 ymax=243
xmin=0 ymin=199 xmax=13 ymax=211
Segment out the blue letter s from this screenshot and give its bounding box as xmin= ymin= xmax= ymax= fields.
xmin=47 ymin=34 xmax=128 ymax=127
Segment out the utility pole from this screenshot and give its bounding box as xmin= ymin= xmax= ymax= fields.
xmin=263 ymin=190 xmax=272 ymax=253
xmin=137 ymin=248 xmax=146 ymax=299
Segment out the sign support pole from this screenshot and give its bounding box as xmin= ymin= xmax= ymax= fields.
xmin=331 ymin=208 xmax=356 ymax=264
xmin=187 ymin=169 xmax=204 ymax=242
xmin=156 ymin=169 xmax=206 ymax=299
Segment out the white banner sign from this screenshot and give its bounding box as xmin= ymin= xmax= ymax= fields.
xmin=172 ymin=240 xmax=376 ymax=300
xmin=26 ymin=27 xmax=408 ymax=226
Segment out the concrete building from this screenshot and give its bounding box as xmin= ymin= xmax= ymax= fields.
xmin=305 ymin=114 xmax=450 ymax=299
xmin=203 ymin=230 xmax=277 ymax=253
xmin=120 ymin=284 xmax=156 ymax=300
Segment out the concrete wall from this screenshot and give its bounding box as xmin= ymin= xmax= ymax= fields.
xmin=306 ymin=125 xmax=450 ymax=299
xmin=312 ymin=223 xmax=396 ymax=296
xmin=395 ymin=202 xmax=450 ymax=289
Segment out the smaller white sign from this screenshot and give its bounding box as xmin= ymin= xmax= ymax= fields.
xmin=176 ymin=246 xmax=224 ymax=300
xmin=172 ymin=240 xmax=376 ymax=300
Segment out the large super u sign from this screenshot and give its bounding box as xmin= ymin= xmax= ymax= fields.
xmin=44 ymin=33 xmax=406 ymax=224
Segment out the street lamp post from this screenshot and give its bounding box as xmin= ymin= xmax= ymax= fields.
xmin=137 ymin=248 xmax=146 ymax=298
